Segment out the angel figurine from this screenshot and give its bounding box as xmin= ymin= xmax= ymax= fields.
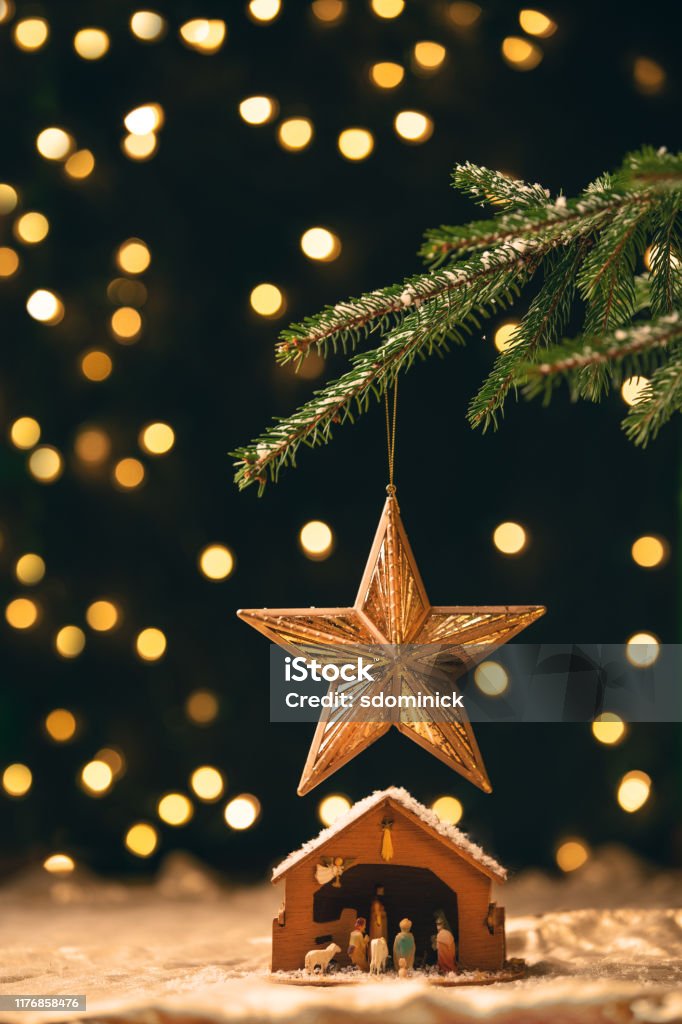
xmin=315 ymin=855 xmax=354 ymax=887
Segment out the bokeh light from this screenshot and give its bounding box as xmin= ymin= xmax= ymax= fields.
xmin=10 ymin=417 xmax=41 ymax=449
xmin=492 ymin=521 xmax=528 ymax=555
xmin=0 ymin=183 xmax=18 ymax=213
xmin=124 ymin=104 xmax=163 ymax=136
xmin=74 ymin=427 xmax=111 ymax=465
xmin=185 ymin=689 xmax=219 ymax=724
xmin=494 ymin=321 xmax=519 ymax=351
xmin=318 ymin=793 xmax=351 ymax=825
xmin=311 ymin=0 xmax=346 ymax=23
xmin=122 ymin=132 xmax=158 ymax=161
xmin=179 ymin=19 xmax=226 ymax=53
xmin=113 ymin=457 xmax=146 ymax=490
xmin=136 ymin=627 xmax=166 ymax=661
xmin=239 ymin=96 xmax=277 ymax=125
xmin=556 ymin=838 xmax=589 ymax=872
xmin=621 ymin=376 xmax=649 ymax=406
xmin=413 ymin=41 xmax=447 ymax=72
xmin=36 ymin=127 xmax=74 ymax=161
xmin=65 ymin=150 xmax=96 ymax=180
xmin=431 ymin=795 xmax=464 ymax=825
xmin=55 ymin=625 xmax=86 ymax=659
xmin=125 ymin=822 xmax=158 ymax=857
xmin=139 ymin=422 xmax=174 ymax=455
xmin=107 ymin=278 xmax=148 ymax=306
xmin=370 ymin=62 xmax=404 ymax=89
xmin=277 ymin=118 xmax=314 ymax=151
xmin=26 ymin=289 xmax=64 ymax=324
xmin=447 ymin=1 xmax=482 ymax=26
xmin=300 ymin=227 xmax=341 ymax=262
xmin=199 ymin=544 xmax=235 ymax=580
xmin=13 ymin=17 xmax=49 ymax=51
xmin=80 ymin=350 xmax=113 ymax=382
xmin=15 ymin=553 xmax=46 ymax=585
xmin=394 ymin=110 xmax=434 ymax=143
xmin=190 ymin=766 xmax=225 ymax=802
xmin=250 ymin=282 xmax=285 ymax=317
xmin=518 ymin=9 xmax=557 ymax=37
xmin=474 ymin=660 xmax=509 ymax=696
xmin=0 ymin=245 xmax=19 ymax=276
xmin=28 ymin=446 xmax=64 ymax=483
xmin=44 ymin=708 xmax=77 ymax=743
xmin=501 ymin=36 xmax=543 ymax=70
xmin=224 ymin=794 xmax=261 ymax=830
xmin=337 ymin=128 xmax=374 ymax=161
xmin=96 ymin=748 xmax=126 ymax=779
xmin=43 ymin=853 xmax=75 ymax=874
xmin=130 ymin=11 xmax=167 ymax=42
xmin=5 ymin=597 xmax=39 ymax=629
xmin=157 ymin=792 xmax=193 ymax=826
xmin=110 ymin=307 xmax=143 ymax=342
xmin=73 ymin=28 xmax=110 ymax=60
xmin=592 ymin=712 xmax=627 ymax=746
xmin=80 ymin=759 xmax=114 ymax=795
xmin=86 ymin=600 xmax=119 ymax=631
xmin=2 ymin=763 xmax=32 ymax=798
xmin=248 ymin=0 xmax=281 ymax=22
xmin=370 ymin=0 xmax=404 ymax=18
xmin=0 ymin=1 xmax=14 ymax=25
xmin=117 ymin=239 xmax=151 ymax=274
xmin=299 ymin=520 xmax=334 ymax=559
xmin=631 ymin=534 xmax=668 ymax=568
xmin=625 ymin=632 xmax=660 ymax=668
xmin=14 ymin=211 xmax=49 ymax=244
xmin=633 ymin=57 xmax=666 ymax=95
xmin=617 ymin=770 xmax=652 ymax=812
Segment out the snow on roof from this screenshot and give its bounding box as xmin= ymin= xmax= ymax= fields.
xmin=272 ymin=787 xmax=507 ymax=882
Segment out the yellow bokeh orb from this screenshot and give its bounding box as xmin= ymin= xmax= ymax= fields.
xmin=26 ymin=289 xmax=63 ymax=324
xmin=179 ymin=18 xmax=226 ymax=53
xmin=2 ymin=762 xmax=32 ymax=797
xmin=10 ymin=416 xmax=41 ymax=449
xmin=80 ymin=759 xmax=114 ymax=795
xmin=0 ymin=183 xmax=18 ymax=213
xmin=157 ymin=792 xmax=193 ymax=826
xmin=621 ymin=376 xmax=650 ymax=406
xmin=36 ymin=127 xmax=74 ymax=161
xmin=199 ymin=544 xmax=235 ymax=581
xmin=394 ymin=110 xmax=434 ymax=143
xmin=248 ymin=0 xmax=281 ymax=22
xmin=518 ymin=9 xmax=557 ymax=37
xmin=74 ymin=427 xmax=111 ymax=465
xmin=136 ymin=626 xmax=167 ymax=661
xmin=617 ymin=770 xmax=651 ymax=812
xmin=14 ymin=211 xmax=49 ymax=245
xmin=113 ymin=457 xmax=146 ymax=490
xmin=493 ymin=521 xmax=527 ymax=555
xmin=122 ymin=132 xmax=158 ymax=161
xmin=311 ymin=0 xmax=346 ymax=23
xmin=318 ymin=793 xmax=351 ymax=826
xmin=130 ymin=11 xmax=167 ymax=42
xmin=5 ymin=597 xmax=39 ymax=629
xmin=45 ymin=708 xmax=77 ymax=743
xmin=0 ymin=246 xmax=20 ymax=277
xmin=224 ymin=794 xmax=261 ymax=830
xmin=43 ymin=853 xmax=75 ymax=874
xmin=13 ymin=17 xmax=49 ymax=51
xmin=300 ymin=227 xmax=341 ymax=262
xmin=110 ymin=306 xmax=143 ymax=342
xmin=556 ymin=838 xmax=589 ymax=872
xmin=124 ymin=104 xmax=163 ymax=136
xmin=116 ymin=239 xmax=151 ymax=274
xmin=239 ymin=96 xmax=277 ymax=125
xmin=55 ymin=625 xmax=86 ymax=659
xmin=80 ymin=350 xmax=113 ymax=382
xmin=370 ymin=62 xmax=404 ymax=89
xmin=139 ymin=422 xmax=174 ymax=455
xmin=592 ymin=712 xmax=626 ymax=746
xmin=15 ymin=553 xmax=46 ymax=585
xmin=631 ymin=535 xmax=667 ymax=568
xmin=431 ymin=795 xmax=464 ymax=825
xmin=501 ymin=36 xmax=543 ymax=70
xmin=625 ymin=631 xmax=660 ymax=668
xmin=413 ymin=41 xmax=447 ymax=71
xmin=96 ymin=747 xmax=126 ymax=778
xmin=494 ymin=322 xmax=519 ymax=352
xmin=299 ymin=520 xmax=334 ymax=560
xmin=65 ymin=150 xmax=95 ymax=180
xmin=73 ymin=28 xmax=110 ymax=59
xmin=370 ymin=0 xmax=404 ymax=18
xmin=125 ymin=822 xmax=159 ymax=857
xmin=633 ymin=57 xmax=666 ymax=95
xmin=448 ymin=1 xmax=482 ymax=27
xmin=277 ymin=118 xmax=314 ymax=151
xmin=474 ymin=660 xmax=509 ymax=696
xmin=86 ymin=599 xmax=119 ymax=631
xmin=28 ymin=446 xmax=64 ymax=483
xmin=250 ymin=282 xmax=285 ymax=317
xmin=337 ymin=128 xmax=374 ymax=161
xmin=190 ymin=766 xmax=225 ymax=802
xmin=185 ymin=689 xmax=219 ymax=724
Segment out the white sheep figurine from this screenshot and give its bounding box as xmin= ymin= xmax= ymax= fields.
xmin=369 ymin=936 xmax=389 ymax=974
xmin=304 ymin=942 xmax=341 ymax=974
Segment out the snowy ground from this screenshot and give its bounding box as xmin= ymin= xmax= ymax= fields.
xmin=0 ymin=846 xmax=680 ymax=1023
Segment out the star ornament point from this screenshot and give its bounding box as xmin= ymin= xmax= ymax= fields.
xmin=238 ymin=495 xmax=545 ymax=796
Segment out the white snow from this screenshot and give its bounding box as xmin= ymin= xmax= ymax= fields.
xmin=271 ymin=787 xmax=506 ymax=882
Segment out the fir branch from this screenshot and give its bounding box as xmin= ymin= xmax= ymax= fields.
xmin=451 ymin=162 xmax=551 ymax=211
xmin=648 ymin=197 xmax=682 ymax=316
xmin=623 ymin=340 xmax=682 ymax=445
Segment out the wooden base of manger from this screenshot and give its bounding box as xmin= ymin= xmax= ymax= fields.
xmin=270 ymin=958 xmax=527 ymax=987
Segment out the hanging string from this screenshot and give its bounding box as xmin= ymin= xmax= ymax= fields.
xmin=384 ymin=377 xmax=398 ymax=494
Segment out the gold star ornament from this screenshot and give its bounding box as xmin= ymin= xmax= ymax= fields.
xmin=238 ymin=492 xmax=545 ymax=796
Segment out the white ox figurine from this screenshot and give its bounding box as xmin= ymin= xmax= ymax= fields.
xmin=369 ymin=936 xmax=389 ymax=974
xmin=304 ymin=942 xmax=341 ymax=974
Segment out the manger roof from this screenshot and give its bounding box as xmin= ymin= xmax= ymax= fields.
xmin=271 ymin=787 xmax=507 ymax=883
